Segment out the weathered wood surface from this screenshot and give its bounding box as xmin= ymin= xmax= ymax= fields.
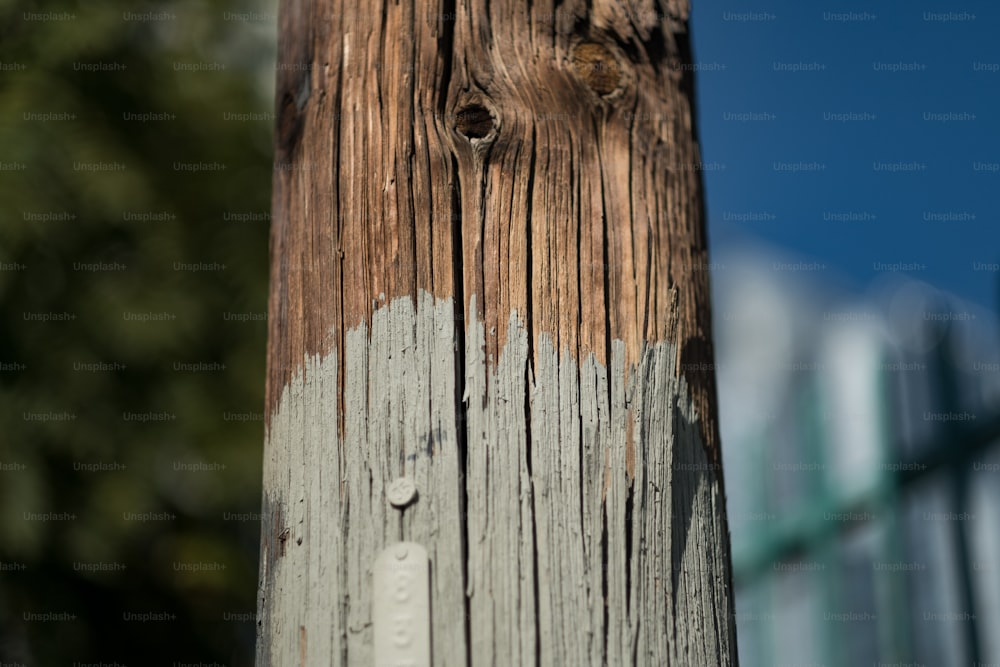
xmin=259 ymin=0 xmax=736 ymax=664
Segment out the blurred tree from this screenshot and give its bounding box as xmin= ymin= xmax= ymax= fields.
xmin=0 ymin=0 xmax=274 ymax=664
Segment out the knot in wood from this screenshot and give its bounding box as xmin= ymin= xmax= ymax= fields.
xmin=454 ymin=104 xmax=495 ymax=139
xmin=571 ymin=42 xmax=622 ymax=96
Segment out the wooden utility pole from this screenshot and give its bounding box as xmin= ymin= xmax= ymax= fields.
xmin=258 ymin=0 xmax=737 ymax=665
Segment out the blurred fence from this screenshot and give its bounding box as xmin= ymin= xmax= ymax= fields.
xmin=721 ymin=279 xmax=1000 ymax=666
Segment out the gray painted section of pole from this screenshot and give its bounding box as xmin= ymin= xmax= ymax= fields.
xmin=258 ymin=291 xmax=734 ymax=666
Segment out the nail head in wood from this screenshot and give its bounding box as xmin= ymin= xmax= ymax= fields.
xmin=388 ymin=477 xmax=418 ymax=508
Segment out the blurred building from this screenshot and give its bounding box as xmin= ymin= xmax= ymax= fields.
xmin=712 ymin=244 xmax=1000 ymax=667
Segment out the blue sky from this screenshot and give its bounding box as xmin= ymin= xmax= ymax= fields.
xmin=691 ymin=0 xmax=1000 ymax=310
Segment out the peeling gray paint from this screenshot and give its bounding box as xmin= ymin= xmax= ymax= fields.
xmin=258 ymin=291 xmax=735 ymax=666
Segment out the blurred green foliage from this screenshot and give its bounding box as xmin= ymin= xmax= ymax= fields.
xmin=0 ymin=0 xmax=275 ymax=663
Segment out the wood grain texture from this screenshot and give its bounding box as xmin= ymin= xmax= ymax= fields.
xmin=261 ymin=0 xmax=737 ymax=663
xmin=258 ymin=294 xmax=466 ymax=666
xmin=266 ymin=0 xmax=722 ymax=465
xmin=259 ymin=297 xmax=735 ymax=665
